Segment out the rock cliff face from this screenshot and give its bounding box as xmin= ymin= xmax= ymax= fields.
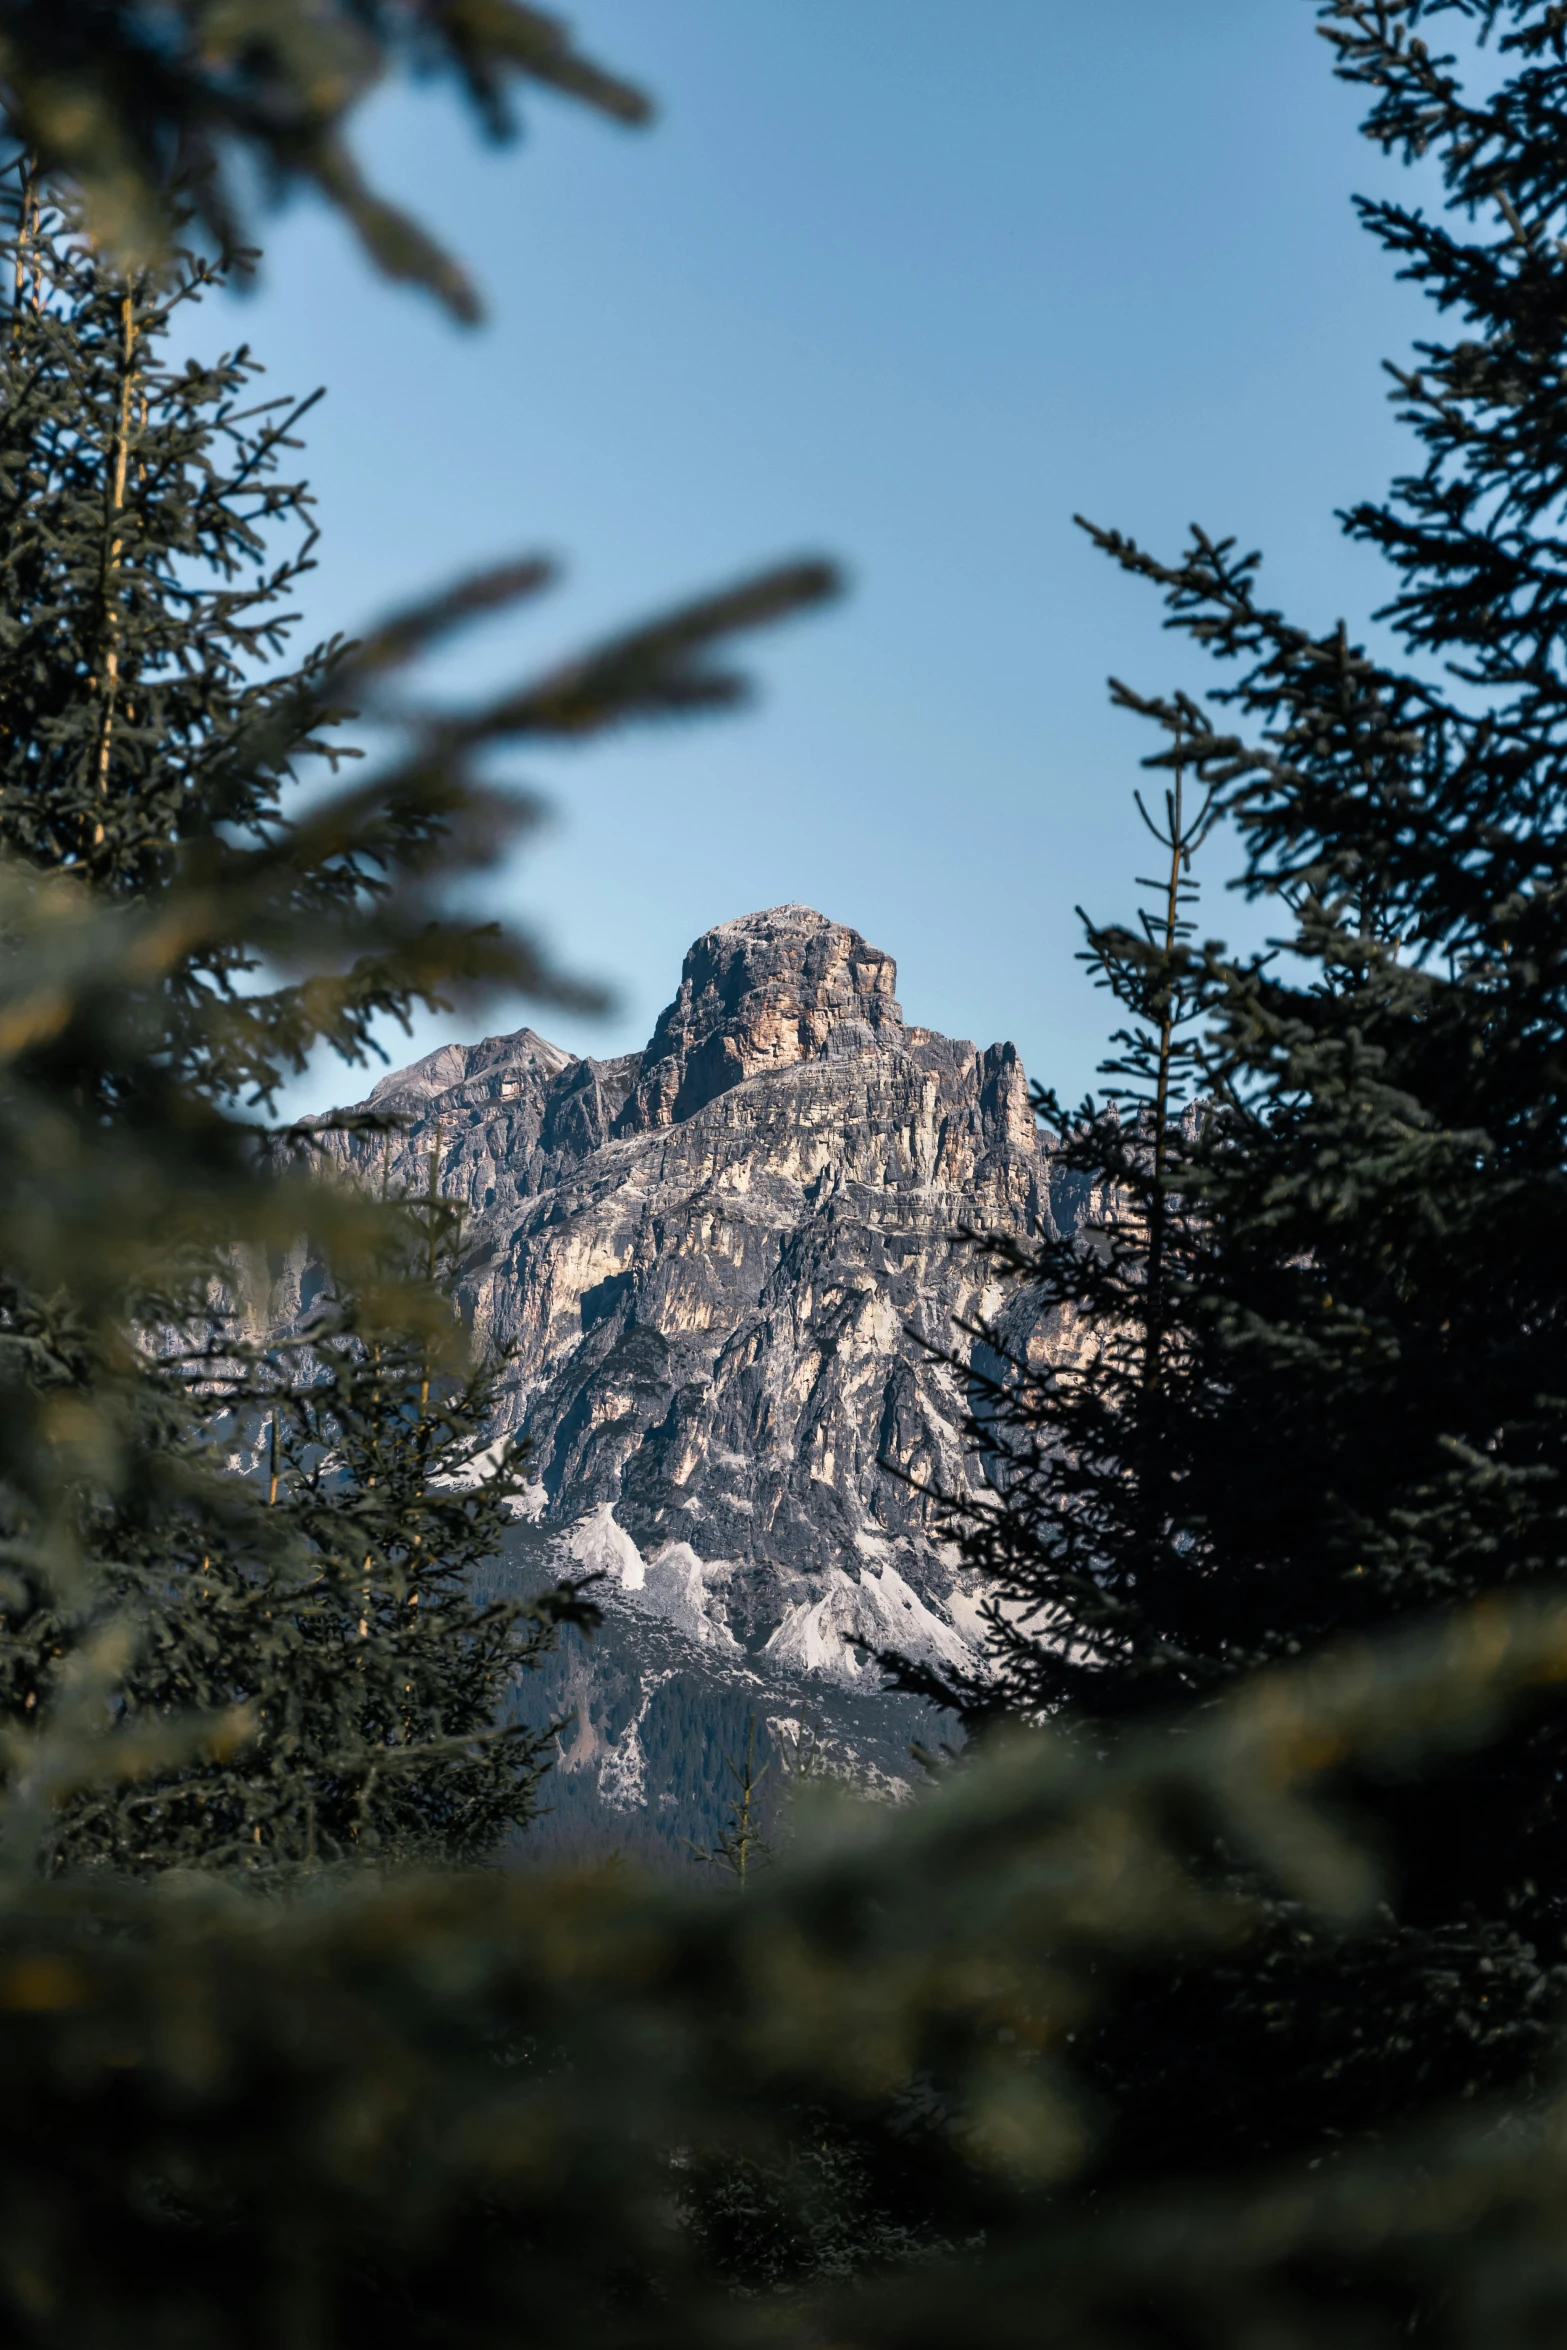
xmin=303 ymin=907 xmax=1068 ymax=1848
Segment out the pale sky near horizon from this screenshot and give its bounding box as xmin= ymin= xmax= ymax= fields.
xmin=218 ymin=1 xmax=1447 ymax=1114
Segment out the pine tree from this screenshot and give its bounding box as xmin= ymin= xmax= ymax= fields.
xmin=13 ymin=1149 xmax=598 ymax=1883
xmin=888 ymin=0 xmax=1567 ymax=2183
xmin=686 ymin=1715 xmax=772 ymax=1886
xmin=0 ymin=162 xmax=838 ymax=1878
xmin=13 ymin=16 xmax=1567 ymax=2341
xmin=0 ymin=159 xmax=609 ymax=1110
xmin=248 ymin=1132 xmax=599 ymax=1875
xmin=0 ymin=166 xmax=553 ymax=1877
xmin=0 ymin=166 xmax=339 ymax=1052
xmin=885 ymin=736 xmax=1221 ymax=1726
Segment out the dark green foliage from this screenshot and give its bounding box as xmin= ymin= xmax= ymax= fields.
xmin=0 ymin=167 xmax=347 ymax=1097
xmin=255 ymin=1149 xmax=601 ymax=1874
xmin=0 ymin=1136 xmax=597 ymax=1880
xmin=16 ymin=6 xmax=1567 ymax=2341
xmin=0 ymin=1597 xmax=1563 ymax=2348
xmin=686 ymin=1714 xmax=772 ymax=1885
xmin=0 ymin=174 xmax=562 ymax=1875
xmin=0 ymin=165 xmax=839 ymax=1116
xmin=0 ymin=1 xmax=652 ymax=318
xmin=886 ymin=751 xmax=1222 ymax=1730
xmin=0 ymin=163 xmax=839 ymax=1878
xmin=882 ymin=0 xmax=1567 ymax=2187
xmin=681 ymin=2102 xmax=957 ymax=2299
xmin=0 ymin=162 xmax=616 ymax=1111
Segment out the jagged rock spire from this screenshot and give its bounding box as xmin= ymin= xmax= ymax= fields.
xmin=616 ymin=906 xmax=904 ymax=1133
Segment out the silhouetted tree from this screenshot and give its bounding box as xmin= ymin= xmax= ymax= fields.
xmin=886 ymin=0 xmax=1567 ymax=2184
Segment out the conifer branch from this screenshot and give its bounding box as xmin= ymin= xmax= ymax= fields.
xmin=0 ymin=1 xmax=655 ymax=318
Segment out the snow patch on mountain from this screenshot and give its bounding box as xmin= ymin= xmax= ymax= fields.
xmin=563 ymin=1501 xmax=647 ymax=1591
xmin=597 ymin=1670 xmax=675 ymax=1812
xmin=562 ymin=1505 xmax=740 ymax=1656
xmin=763 ymin=1558 xmax=979 ymax=1686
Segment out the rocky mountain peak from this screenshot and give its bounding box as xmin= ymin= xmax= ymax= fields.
xmin=363 ymin=1027 xmax=572 ymax=1120
xmin=295 ymin=907 xmax=1078 ymax=1851
xmin=616 ymin=905 xmax=903 ymax=1135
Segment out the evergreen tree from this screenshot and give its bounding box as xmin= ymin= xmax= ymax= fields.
xmin=251 ymin=1133 xmax=598 ymax=1875
xmin=9 ymin=12 xmax=1567 ymax=2340
xmin=886 ymin=738 xmax=1221 ymax=1727
xmin=0 ymin=167 xmax=334 ymax=1054
xmin=887 ymin=0 xmax=1567 ymax=2182
xmin=13 ymin=1137 xmax=599 ymax=1883
xmin=0 ymin=159 xmax=608 ymax=1109
xmin=0 ymin=161 xmax=837 ymax=1878
xmin=686 ymin=1714 xmax=772 ymax=1886
xmin=0 ymin=165 xmax=566 ymax=1876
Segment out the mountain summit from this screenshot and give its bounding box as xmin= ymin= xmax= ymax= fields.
xmin=616 ymin=904 xmax=906 ymax=1132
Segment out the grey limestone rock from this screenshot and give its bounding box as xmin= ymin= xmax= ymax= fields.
xmin=301 ymin=907 xmax=1066 ymax=1782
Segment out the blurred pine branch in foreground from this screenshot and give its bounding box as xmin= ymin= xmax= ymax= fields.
xmin=0 ymin=0 xmax=655 ymax=317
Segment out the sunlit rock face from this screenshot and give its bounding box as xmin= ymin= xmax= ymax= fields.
xmin=306 ymin=908 xmax=1071 ymax=1699
xmin=616 ymin=903 xmax=905 ymax=1131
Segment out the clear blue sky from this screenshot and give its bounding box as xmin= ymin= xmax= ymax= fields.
xmin=226 ymin=0 xmax=1443 ymax=1111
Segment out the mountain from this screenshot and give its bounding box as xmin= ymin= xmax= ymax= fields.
xmin=292 ymin=905 xmax=1070 ymax=1858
